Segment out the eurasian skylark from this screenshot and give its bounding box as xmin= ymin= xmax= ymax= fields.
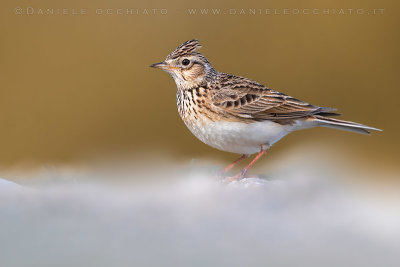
xmin=151 ymin=39 xmax=381 ymax=180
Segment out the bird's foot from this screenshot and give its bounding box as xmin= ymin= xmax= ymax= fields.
xmin=224 ymin=169 xmax=247 ymax=183
xmin=216 ymin=170 xmax=228 ymax=180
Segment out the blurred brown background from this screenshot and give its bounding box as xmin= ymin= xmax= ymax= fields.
xmin=0 ymin=0 xmax=398 ymax=170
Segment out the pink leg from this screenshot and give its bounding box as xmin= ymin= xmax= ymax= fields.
xmin=226 ymin=148 xmax=268 ymax=182
xmin=221 ymin=154 xmax=249 ymax=174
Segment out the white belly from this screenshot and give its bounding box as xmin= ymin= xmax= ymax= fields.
xmin=184 ymin=119 xmax=305 ymax=155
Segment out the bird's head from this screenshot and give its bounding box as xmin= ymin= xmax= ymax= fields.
xmin=150 ymin=39 xmax=216 ymax=90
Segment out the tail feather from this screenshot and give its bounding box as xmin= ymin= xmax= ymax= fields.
xmin=313 ymin=115 xmax=382 ymax=135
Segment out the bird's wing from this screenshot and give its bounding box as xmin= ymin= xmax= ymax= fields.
xmin=211 ymin=74 xmax=337 ymax=121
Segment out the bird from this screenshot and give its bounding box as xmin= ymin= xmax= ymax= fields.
xmin=150 ymin=39 xmax=381 ymax=180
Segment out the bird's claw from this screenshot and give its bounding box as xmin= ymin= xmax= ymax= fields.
xmin=224 ymin=169 xmax=247 ymax=183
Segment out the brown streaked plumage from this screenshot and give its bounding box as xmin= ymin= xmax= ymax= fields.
xmin=151 ymin=39 xmax=382 ymax=180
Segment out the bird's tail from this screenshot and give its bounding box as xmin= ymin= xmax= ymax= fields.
xmin=312 ymin=115 xmax=382 ymax=135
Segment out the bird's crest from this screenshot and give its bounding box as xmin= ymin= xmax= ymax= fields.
xmin=167 ymin=39 xmax=201 ymax=60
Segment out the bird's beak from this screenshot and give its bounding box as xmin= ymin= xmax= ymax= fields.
xmin=150 ymin=61 xmax=168 ymax=70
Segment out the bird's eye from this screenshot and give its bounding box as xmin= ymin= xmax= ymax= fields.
xmin=182 ymin=59 xmax=190 ymax=66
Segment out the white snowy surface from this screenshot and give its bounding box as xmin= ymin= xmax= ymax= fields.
xmin=0 ymin=157 xmax=399 ymax=267
xmin=0 ymin=178 xmax=21 ymax=190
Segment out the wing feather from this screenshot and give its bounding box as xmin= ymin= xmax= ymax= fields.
xmin=211 ymin=73 xmax=337 ymax=121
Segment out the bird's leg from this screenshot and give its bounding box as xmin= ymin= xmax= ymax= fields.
xmin=220 ymin=154 xmax=249 ymax=174
xmin=226 ymin=145 xmax=269 ymax=182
